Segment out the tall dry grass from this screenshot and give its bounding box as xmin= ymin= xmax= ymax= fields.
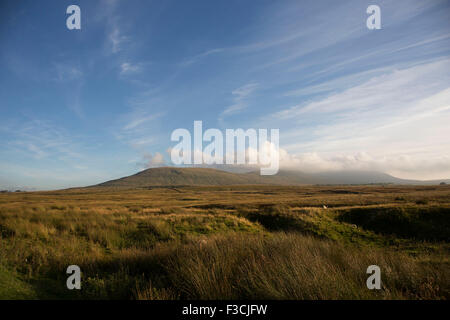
xmin=152 ymin=233 xmax=448 ymax=300
xmin=1 ymin=185 xmax=449 ymax=299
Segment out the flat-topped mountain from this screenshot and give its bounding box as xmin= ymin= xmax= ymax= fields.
xmin=94 ymin=167 xmax=450 ymax=188
xmin=96 ymin=167 xmax=264 ymax=187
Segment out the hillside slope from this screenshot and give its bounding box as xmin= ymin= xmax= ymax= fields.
xmin=96 ymin=167 xmax=266 ymax=187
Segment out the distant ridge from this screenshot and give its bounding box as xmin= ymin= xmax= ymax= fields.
xmin=94 ymin=167 xmax=450 ymax=188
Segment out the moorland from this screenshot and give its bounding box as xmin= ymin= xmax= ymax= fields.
xmin=0 ymin=182 xmax=449 ymax=299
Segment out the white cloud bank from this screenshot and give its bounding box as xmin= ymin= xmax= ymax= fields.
xmin=266 ymin=59 xmax=450 ymax=179
xmin=138 ymin=152 xmax=166 ymax=169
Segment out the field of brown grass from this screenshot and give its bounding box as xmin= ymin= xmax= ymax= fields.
xmin=0 ymin=185 xmax=449 ymax=299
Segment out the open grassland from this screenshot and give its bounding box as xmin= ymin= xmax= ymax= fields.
xmin=0 ymin=185 xmax=449 ymax=299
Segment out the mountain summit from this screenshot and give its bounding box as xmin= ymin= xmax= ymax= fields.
xmin=96 ymin=167 xmax=262 ymax=187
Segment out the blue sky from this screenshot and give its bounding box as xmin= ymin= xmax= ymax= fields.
xmin=1 ymin=0 xmax=449 ymax=189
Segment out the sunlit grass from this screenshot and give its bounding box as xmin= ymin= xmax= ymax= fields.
xmin=0 ymin=185 xmax=449 ymax=299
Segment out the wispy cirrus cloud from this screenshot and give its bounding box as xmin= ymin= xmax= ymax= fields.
xmin=2 ymin=119 xmax=84 ymax=160
xmin=53 ymin=63 xmax=83 ymax=82
xmin=109 ymin=27 xmax=129 ymax=54
xmin=248 ymin=0 xmax=448 ymax=72
xmin=220 ymin=83 xmax=259 ymax=118
xmin=275 ymin=59 xmax=450 ymax=119
xmin=120 ymin=61 xmax=142 ymax=74
xmin=115 ymin=108 xmax=165 ymax=149
xmin=180 ymin=48 xmax=224 ymax=67
xmin=122 ymin=111 xmax=163 ymax=131
xmin=96 ymin=0 xmax=130 ymax=55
